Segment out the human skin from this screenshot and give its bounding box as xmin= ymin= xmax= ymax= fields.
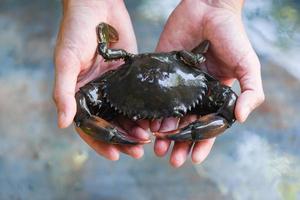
xmin=53 ymin=0 xmax=150 ymax=160
xmin=151 ymin=0 xmax=265 ymax=167
xmin=53 ymin=0 xmax=264 ymax=166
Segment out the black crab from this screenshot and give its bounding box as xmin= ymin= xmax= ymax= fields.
xmin=74 ymin=23 xmax=238 ymax=144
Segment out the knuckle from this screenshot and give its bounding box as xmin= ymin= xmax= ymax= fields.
xmin=256 ymin=91 xmax=265 ymax=105
xmin=55 ymin=48 xmax=80 ymax=73
xmin=259 ymin=92 xmax=265 ymax=103
xmin=236 ymin=50 xmax=261 ymax=71
xmin=52 ymin=89 xmax=60 ymax=104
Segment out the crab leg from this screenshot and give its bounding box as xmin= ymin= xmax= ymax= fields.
xmin=97 ymin=23 xmax=131 ymax=61
xmin=177 ymin=40 xmax=210 ymax=66
xmin=191 ymin=40 xmax=210 ymax=54
xmin=74 ymin=90 xmax=150 ymax=145
xmin=154 ymin=114 xmax=229 ymax=141
xmin=77 ymin=115 xmax=150 ymax=144
xmin=154 ymin=83 xmax=237 ymax=141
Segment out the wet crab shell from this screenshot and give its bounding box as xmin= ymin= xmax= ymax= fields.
xmin=102 ymin=52 xmax=210 ymax=120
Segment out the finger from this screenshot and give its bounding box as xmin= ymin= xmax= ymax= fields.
xmin=178 ymin=115 xmax=197 ymax=128
xmin=116 ymin=117 xmax=149 ymax=132
xmin=154 ymin=138 xmax=171 ymax=157
xmin=116 ymin=117 xmax=135 ymax=132
xmin=116 ymin=145 xmax=144 ymax=159
xmin=150 ymin=119 xmax=162 ymax=132
xmin=116 ymin=117 xmax=150 ymax=141
xmin=53 ymin=48 xmax=80 ymax=128
xmin=160 ymin=117 xmax=179 ymax=132
xmin=155 ymin=1 xmax=203 ymax=52
xmin=136 ymin=120 xmax=150 ymax=131
xmin=220 ymin=79 xmax=235 ymax=87
xmin=77 ymin=128 xmax=120 ymax=161
xmin=204 ymin=17 xmax=265 ymax=122
xmin=191 ymin=138 xmax=215 ymax=164
xmin=158 ymin=115 xmax=196 ymax=160
xmin=109 ymin=2 xmax=137 ymax=54
xmin=170 ymin=142 xmax=193 ymax=168
xmin=116 ymin=127 xmax=148 ymax=159
xmin=116 ymin=118 xmax=149 ymax=159
xmin=153 ymin=117 xmax=179 ymax=157
xmin=130 ymin=126 xmax=150 ymax=141
xmin=236 ymin=89 xmax=265 ymax=122
xmin=235 ymin=52 xmax=265 ymax=122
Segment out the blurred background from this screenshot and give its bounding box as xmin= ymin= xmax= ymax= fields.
xmin=0 ymin=0 xmax=299 ymax=199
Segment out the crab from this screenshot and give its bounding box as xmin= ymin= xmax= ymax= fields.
xmin=74 ymin=22 xmax=238 ymax=144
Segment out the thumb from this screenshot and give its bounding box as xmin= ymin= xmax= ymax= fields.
xmin=53 ymin=48 xmax=80 ymax=128
xmin=234 ymin=53 xmax=265 ymax=122
xmin=207 ymin=16 xmax=265 ymax=123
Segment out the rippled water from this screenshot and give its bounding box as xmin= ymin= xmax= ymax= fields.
xmin=0 ymin=0 xmax=300 ymax=199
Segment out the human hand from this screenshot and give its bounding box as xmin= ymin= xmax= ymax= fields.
xmin=151 ymin=0 xmax=265 ymax=167
xmin=53 ymin=0 xmax=149 ymax=160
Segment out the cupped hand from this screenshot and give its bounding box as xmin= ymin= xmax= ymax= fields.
xmin=53 ymin=0 xmax=149 ymax=160
xmin=151 ymin=0 xmax=265 ymax=167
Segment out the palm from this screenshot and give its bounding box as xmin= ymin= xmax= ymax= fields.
xmin=54 ymin=1 xmax=149 ymax=160
xmin=152 ymin=1 xmax=264 ymax=167
xmin=57 ymin=10 xmax=132 ymax=87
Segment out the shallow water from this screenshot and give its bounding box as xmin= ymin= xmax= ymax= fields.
xmin=0 ymin=0 xmax=300 ymax=199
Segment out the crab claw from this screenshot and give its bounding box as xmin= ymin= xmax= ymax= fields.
xmin=153 ymin=127 xmax=192 ymax=141
xmin=77 ymin=115 xmax=151 ymax=145
xmin=192 ymin=40 xmax=210 ymax=54
xmin=97 ymin=22 xmax=119 ymax=43
xmin=154 ymin=114 xmax=229 ymax=141
xmin=96 ymin=22 xmax=131 ymax=61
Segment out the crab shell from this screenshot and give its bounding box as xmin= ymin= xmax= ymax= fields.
xmin=102 ymin=52 xmax=210 ymax=120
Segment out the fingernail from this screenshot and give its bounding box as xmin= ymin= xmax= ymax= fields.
xmin=155 ymin=140 xmax=169 ymax=157
xmin=109 ymin=151 xmax=120 ymax=161
xmin=137 ymin=120 xmax=149 ymax=130
xmin=160 ymin=118 xmax=179 ymax=132
xmin=132 ymin=127 xmax=149 ymax=140
xmin=131 ymin=146 xmax=144 ymax=159
xmin=241 ymin=106 xmax=250 ymax=122
xmin=58 ymin=111 xmax=66 ymax=128
xmin=192 ymin=153 xmax=203 ymax=164
xmin=150 ymin=119 xmax=162 ymax=132
xmin=139 ymin=130 xmax=150 ymax=140
xmin=171 ymin=154 xmax=184 ymax=168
